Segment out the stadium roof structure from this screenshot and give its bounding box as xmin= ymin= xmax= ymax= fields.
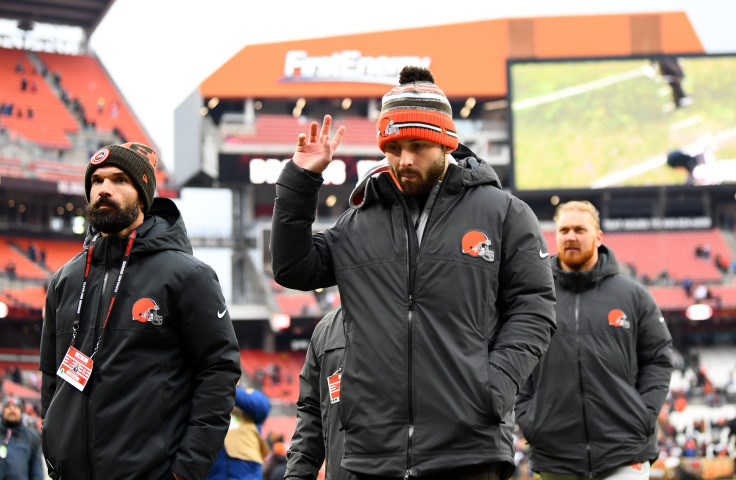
xmin=0 ymin=0 xmax=115 ymax=37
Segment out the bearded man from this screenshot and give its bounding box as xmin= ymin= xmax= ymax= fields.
xmin=516 ymin=200 xmax=673 ymax=480
xmin=39 ymin=143 xmax=241 ymax=480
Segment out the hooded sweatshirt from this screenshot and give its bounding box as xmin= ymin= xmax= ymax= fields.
xmin=40 ymin=198 xmax=241 ymax=480
xmin=272 ymin=144 xmax=556 ymax=478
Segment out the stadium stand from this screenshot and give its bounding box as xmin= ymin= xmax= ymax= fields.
xmin=35 ymin=51 xmax=153 ymax=146
xmin=225 ymin=114 xmax=377 ymax=146
xmin=0 ymin=156 xmax=24 ymax=178
xmin=8 ymin=237 xmax=82 ymax=273
xmin=3 ymin=286 xmax=46 ymax=310
xmin=29 ymin=159 xmax=87 ymax=182
xmin=0 ymin=237 xmax=49 ymax=280
xmin=0 ymin=47 xmax=79 ymax=149
xmin=240 ymin=349 xmax=304 ymax=404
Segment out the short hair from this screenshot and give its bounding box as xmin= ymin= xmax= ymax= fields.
xmin=554 ymin=200 xmax=601 ymax=231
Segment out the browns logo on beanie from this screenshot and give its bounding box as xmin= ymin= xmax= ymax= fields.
xmin=85 ymin=142 xmax=158 ymax=214
xmin=376 ymin=66 xmax=458 ymax=153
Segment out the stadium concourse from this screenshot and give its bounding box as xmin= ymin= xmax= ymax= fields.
xmin=1 ymin=10 xmax=736 ymax=480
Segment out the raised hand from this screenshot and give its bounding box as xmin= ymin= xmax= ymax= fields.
xmin=292 ymin=115 xmax=346 ymax=174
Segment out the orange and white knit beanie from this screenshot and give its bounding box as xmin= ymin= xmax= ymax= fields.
xmin=376 ymin=66 xmax=458 ymax=153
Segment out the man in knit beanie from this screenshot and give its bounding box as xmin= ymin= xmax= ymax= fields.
xmin=41 ymin=140 xmax=241 ymax=479
xmin=272 ymin=66 xmax=555 ymax=479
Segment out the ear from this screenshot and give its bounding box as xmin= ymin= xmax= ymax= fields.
xmin=595 ymin=229 xmax=603 ymax=248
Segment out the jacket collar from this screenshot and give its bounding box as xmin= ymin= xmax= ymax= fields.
xmin=551 ymin=244 xmax=620 ymax=292
xmin=348 ymin=143 xmax=502 ymax=209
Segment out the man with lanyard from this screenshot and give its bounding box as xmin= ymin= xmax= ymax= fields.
xmin=39 ymin=143 xmax=241 ymax=480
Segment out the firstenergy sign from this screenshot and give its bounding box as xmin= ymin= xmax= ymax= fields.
xmin=282 ymin=50 xmax=431 ymax=85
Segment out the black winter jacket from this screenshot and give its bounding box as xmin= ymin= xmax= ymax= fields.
xmin=271 ymin=145 xmax=556 ymax=478
xmin=516 ymin=246 xmax=673 ymax=476
xmin=39 ymin=198 xmax=242 ymax=480
xmin=286 ymin=306 xmax=356 ymax=480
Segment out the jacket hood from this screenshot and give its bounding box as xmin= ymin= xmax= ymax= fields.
xmin=349 ymin=143 xmax=502 ymax=208
xmin=551 ymin=244 xmax=620 ymax=292
xmin=83 ymin=197 xmax=192 ymax=255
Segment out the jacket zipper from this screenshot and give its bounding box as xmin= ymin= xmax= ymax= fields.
xmin=85 ymin=239 xmax=112 ymax=480
xmin=574 ymin=294 xmax=593 ymax=476
xmin=402 ymin=180 xmax=445 ymax=479
xmin=405 ymin=219 xmax=414 ymax=479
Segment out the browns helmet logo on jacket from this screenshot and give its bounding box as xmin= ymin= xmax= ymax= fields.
xmin=132 ymin=297 xmax=163 ymax=326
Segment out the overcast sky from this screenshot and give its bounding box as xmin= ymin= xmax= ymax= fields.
xmin=76 ymin=0 xmax=736 ymax=174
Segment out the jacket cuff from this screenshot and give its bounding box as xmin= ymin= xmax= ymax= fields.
xmin=277 ymin=160 xmax=324 ymax=194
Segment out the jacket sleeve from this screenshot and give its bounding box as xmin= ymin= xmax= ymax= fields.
xmin=271 ymin=160 xmax=337 ymax=291
xmin=171 ymin=262 xmax=242 ymax=480
xmin=235 ymin=386 xmax=271 ymax=424
xmin=634 ymin=283 xmax=673 ymax=430
xmin=514 ymin=364 xmax=538 ymax=437
xmin=488 ymin=198 xmax=557 ymax=422
xmin=39 ymin=274 xmax=60 ymax=418
xmin=285 ymin=332 xmax=326 ymax=479
xmin=30 ymin=431 xmax=45 ymax=480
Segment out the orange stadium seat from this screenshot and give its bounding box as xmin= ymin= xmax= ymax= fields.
xmin=240 ymin=349 xmax=306 ymax=404
xmin=35 ymin=51 xmax=154 ymax=146
xmin=28 ymin=160 xmax=86 ymax=183
xmin=262 ymin=416 xmax=297 ymax=444
xmin=0 ymin=47 xmax=79 ymax=149
xmin=0 ymin=238 xmax=49 ymax=280
xmin=9 ymin=237 xmax=83 ymax=273
xmin=0 ymin=156 xmax=26 ymax=178
xmin=4 ymin=286 xmax=47 ymax=310
xmin=225 ymin=114 xmax=378 ymax=147
xmin=274 ymin=291 xmax=320 ymax=317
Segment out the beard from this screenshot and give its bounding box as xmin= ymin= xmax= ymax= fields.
xmin=558 ymin=242 xmax=597 ymax=271
xmin=392 ymin=151 xmax=446 ymax=197
xmin=86 ymin=197 xmax=140 ymax=234
xmin=2 ymin=416 xmax=20 ymax=428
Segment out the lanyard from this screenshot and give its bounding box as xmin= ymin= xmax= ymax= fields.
xmin=2 ymin=427 xmax=10 ymax=446
xmin=70 ymin=230 xmax=136 ymax=359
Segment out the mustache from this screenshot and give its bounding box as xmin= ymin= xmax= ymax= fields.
xmin=93 ymin=197 xmax=119 ymax=209
xmin=396 ymin=167 xmax=420 ymax=176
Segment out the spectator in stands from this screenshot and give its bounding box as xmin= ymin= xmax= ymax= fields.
xmin=714 ymin=254 xmax=730 ymax=274
xmin=20 ymin=76 xmax=27 ymax=91
xmin=40 ymin=142 xmax=241 ymax=480
xmin=516 ymin=200 xmax=673 ymax=479
xmin=270 ymin=66 xmax=556 ymax=479
xmin=0 ymin=395 xmax=44 ymax=480
xmin=206 ymin=385 xmax=271 ymax=480
xmin=682 ymin=277 xmax=692 ymax=296
xmin=15 ymin=60 xmax=24 ymax=74
xmin=4 ymin=259 xmax=16 ymax=280
xmin=263 ymin=441 xmax=288 ymax=480
xmin=26 ymin=242 xmax=38 ymax=262
xmin=286 ymin=306 xmax=356 ymax=480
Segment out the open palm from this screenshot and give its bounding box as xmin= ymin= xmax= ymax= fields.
xmin=292 ymin=115 xmax=346 ymax=174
